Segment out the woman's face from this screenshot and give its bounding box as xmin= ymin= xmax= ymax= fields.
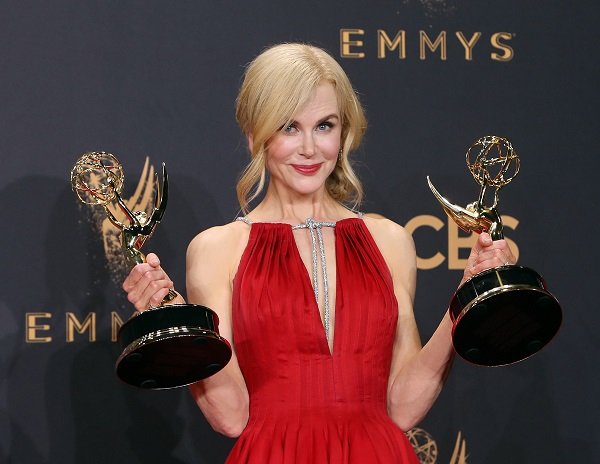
xmin=263 ymin=82 xmax=342 ymax=198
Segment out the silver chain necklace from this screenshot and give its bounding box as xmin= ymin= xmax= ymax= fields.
xmin=292 ymin=218 xmax=336 ymax=343
xmin=236 ymin=215 xmax=338 ymax=344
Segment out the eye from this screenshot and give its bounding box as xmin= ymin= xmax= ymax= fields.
xmin=316 ymin=121 xmax=333 ymax=131
xmin=282 ymin=123 xmax=298 ymax=134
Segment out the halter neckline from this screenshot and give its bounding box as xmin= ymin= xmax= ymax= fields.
xmin=235 ymin=213 xmax=363 ymax=345
xmin=235 ymin=212 xmax=364 ymax=227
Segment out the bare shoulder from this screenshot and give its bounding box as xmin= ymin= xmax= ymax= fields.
xmin=188 ymin=221 xmax=248 ymax=255
xmin=186 ymin=220 xmax=251 ymax=280
xmin=362 ymin=213 xmax=415 ymax=254
xmin=363 ymin=214 xmax=417 ymax=301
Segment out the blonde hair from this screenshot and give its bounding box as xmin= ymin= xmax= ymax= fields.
xmin=235 ymin=43 xmax=367 ymax=213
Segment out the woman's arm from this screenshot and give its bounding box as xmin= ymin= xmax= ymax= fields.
xmin=185 ymin=224 xmax=250 ymax=437
xmin=366 ymin=217 xmax=514 ymax=431
xmin=122 ymin=223 xmax=250 ymax=437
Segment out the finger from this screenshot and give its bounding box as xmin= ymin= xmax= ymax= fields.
xmin=471 ymin=246 xmax=516 ymax=275
xmin=470 ymin=258 xmax=504 ymax=276
xmin=465 ymin=233 xmax=492 ymax=263
xmin=125 ymin=268 xmax=173 ymax=309
xmin=134 ymin=280 xmax=173 ymax=311
xmin=130 ymin=277 xmax=174 ymax=312
xmin=127 ymin=267 xmax=172 ymax=298
xmin=463 ymin=233 xmax=516 ymax=282
xmin=476 ymin=248 xmax=509 ymax=264
xmin=475 ymin=232 xmax=493 ymax=251
xmin=485 ymin=239 xmax=516 ymax=264
xmin=464 ymin=233 xmax=491 ymax=270
xmin=146 ymin=285 xmax=173 ymax=309
xmin=498 ymin=241 xmax=516 ymax=265
xmin=123 ymin=262 xmax=156 ymax=291
xmin=145 ymin=252 xmax=161 ymax=268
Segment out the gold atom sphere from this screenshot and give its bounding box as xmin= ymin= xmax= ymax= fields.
xmin=466 ymin=135 xmax=520 ymax=188
xmin=71 ymin=151 xmax=125 ymax=205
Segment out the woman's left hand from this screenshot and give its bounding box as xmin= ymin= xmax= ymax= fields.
xmin=462 ymin=232 xmax=516 ymax=284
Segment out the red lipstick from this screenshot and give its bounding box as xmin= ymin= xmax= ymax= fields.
xmin=291 ymin=163 xmax=322 ymax=175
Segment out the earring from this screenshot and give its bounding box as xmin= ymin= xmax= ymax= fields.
xmin=338 ymin=148 xmax=343 ymax=162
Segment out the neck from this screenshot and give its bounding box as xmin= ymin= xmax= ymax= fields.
xmin=251 ymin=182 xmax=348 ymax=224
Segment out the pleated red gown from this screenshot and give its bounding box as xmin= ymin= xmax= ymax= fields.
xmin=226 ymin=218 xmax=419 ymax=463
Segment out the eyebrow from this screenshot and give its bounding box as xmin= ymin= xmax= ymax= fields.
xmin=288 ymin=114 xmax=339 ymax=123
xmin=319 ymin=114 xmax=340 ymax=122
xmin=280 ymin=113 xmax=340 ymax=131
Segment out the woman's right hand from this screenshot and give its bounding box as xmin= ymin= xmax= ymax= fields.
xmin=122 ymin=252 xmax=181 ymax=312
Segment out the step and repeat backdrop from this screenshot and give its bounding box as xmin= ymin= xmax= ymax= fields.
xmin=1 ymin=1 xmax=598 ymax=463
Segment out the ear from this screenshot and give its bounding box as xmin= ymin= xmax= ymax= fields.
xmin=247 ymin=134 xmax=254 ymax=153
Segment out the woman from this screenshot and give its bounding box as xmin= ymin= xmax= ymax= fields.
xmin=123 ymin=43 xmax=515 ymax=463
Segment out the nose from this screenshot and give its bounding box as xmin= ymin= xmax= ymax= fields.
xmin=301 ymin=132 xmax=316 ymax=158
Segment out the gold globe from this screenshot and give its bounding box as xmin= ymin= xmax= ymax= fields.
xmin=71 ymin=151 xmax=125 ymax=205
xmin=466 ymin=135 xmax=520 ymax=189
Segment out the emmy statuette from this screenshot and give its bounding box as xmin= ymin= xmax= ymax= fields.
xmin=428 ymin=136 xmax=562 ymax=366
xmin=71 ymin=152 xmax=232 ymax=388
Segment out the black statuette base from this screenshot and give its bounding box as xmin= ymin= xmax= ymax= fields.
xmin=449 ymin=265 xmax=562 ymax=367
xmin=115 ymin=304 xmax=232 ymax=389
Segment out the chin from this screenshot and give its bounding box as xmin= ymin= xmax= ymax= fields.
xmin=290 ymin=177 xmax=330 ymax=195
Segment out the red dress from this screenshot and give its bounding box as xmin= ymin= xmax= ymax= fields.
xmin=226 ymin=218 xmax=419 ymax=463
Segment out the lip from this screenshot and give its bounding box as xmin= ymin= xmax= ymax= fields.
xmin=291 ymin=163 xmax=323 ymax=175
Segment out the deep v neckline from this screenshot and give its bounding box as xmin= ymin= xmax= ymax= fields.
xmin=288 ymin=221 xmax=339 ymax=356
xmin=236 ymin=216 xmax=364 ymax=356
